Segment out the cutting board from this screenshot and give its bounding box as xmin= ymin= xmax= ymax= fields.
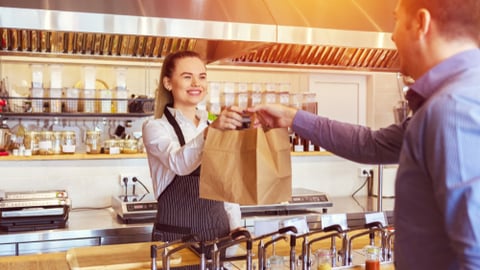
xmin=66 ymin=241 xmax=198 ymax=270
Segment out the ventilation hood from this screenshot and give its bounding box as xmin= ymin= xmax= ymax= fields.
xmin=0 ymin=0 xmax=399 ymax=71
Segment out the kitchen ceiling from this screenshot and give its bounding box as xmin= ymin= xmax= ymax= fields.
xmin=0 ymin=0 xmax=399 ymax=72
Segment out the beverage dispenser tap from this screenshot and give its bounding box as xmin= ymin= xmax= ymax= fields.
xmin=210 ymin=229 xmax=252 ymax=270
xmin=302 ymin=224 xmax=346 ymax=269
xmin=256 ymin=226 xmax=298 ymax=270
xmin=345 ymin=221 xmax=387 ymax=265
xmin=150 ymin=234 xmax=198 ymax=270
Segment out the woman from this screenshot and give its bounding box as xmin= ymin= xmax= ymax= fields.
xmin=142 ymin=51 xmax=244 ymax=250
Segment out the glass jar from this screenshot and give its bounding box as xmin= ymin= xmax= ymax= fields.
xmin=85 ymin=130 xmax=101 ymax=154
xmin=104 ymin=139 xmax=121 ymax=155
xmin=24 ymin=131 xmax=39 ymax=155
xmin=38 ymin=131 xmax=54 ymax=155
xmin=314 ymin=249 xmax=332 ymax=270
xmin=52 ymin=131 xmax=62 ymax=154
xmin=364 ymin=245 xmax=380 ymax=270
xmin=61 ymin=131 xmax=76 ymax=154
xmin=122 ymin=139 xmax=138 ymax=154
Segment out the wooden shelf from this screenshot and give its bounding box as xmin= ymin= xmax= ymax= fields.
xmin=290 ymin=151 xmax=332 ymax=156
xmin=1 ymin=152 xmax=333 ymax=161
xmin=0 ymin=153 xmax=147 ymax=161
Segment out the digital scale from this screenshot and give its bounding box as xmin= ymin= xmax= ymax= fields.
xmin=111 ymin=194 xmax=157 ymax=224
xmin=0 ymin=190 xmax=71 ymax=232
xmin=240 ymin=188 xmax=333 ymax=216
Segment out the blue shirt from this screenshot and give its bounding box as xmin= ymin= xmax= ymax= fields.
xmin=292 ymin=49 xmax=480 ymax=270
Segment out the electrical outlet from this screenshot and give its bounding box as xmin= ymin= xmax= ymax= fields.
xmin=358 ymin=168 xmax=371 ymax=177
xmin=119 ymin=175 xmax=136 ymax=186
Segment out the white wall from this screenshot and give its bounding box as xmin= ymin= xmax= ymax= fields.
xmin=0 ymin=57 xmax=400 ymax=207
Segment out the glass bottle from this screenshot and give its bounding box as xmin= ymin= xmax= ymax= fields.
xmin=85 ymin=130 xmax=101 ymax=154
xmin=38 ymin=131 xmax=54 ymax=155
xmin=61 ymin=131 xmax=76 ymax=154
xmin=364 ymin=245 xmax=380 ymax=270
xmin=293 ymin=133 xmax=304 ymax=152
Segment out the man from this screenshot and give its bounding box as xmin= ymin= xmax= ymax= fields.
xmin=249 ymin=0 xmax=480 ymax=269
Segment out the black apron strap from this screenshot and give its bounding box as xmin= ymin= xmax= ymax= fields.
xmin=164 ymin=104 xmax=186 ymax=146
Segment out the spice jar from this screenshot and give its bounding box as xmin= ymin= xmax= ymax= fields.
xmin=38 ymin=131 xmax=54 ymax=155
xmin=122 ymin=139 xmax=138 ymax=154
xmin=24 ymin=131 xmax=39 ymax=155
xmin=61 ymin=131 xmax=76 ymax=154
xmin=85 ymin=130 xmax=101 ymax=154
xmin=104 ymin=139 xmax=121 ymax=155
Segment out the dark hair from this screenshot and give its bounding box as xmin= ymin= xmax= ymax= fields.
xmin=403 ymin=0 xmax=480 ymax=42
xmin=154 ymin=50 xmax=204 ymax=118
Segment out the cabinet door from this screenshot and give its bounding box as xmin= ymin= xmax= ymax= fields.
xmin=309 ymin=74 xmax=366 ymax=125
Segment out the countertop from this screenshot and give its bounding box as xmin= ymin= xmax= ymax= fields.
xmin=0 ymin=196 xmax=396 ymax=269
xmin=0 ymin=196 xmax=394 ymax=244
xmin=0 ymin=207 xmax=152 ymax=244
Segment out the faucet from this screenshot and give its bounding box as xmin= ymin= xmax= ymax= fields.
xmin=385 ymin=229 xmax=395 ymax=262
xmin=150 ymin=234 xmax=199 ymax=270
xmin=256 ymin=226 xmax=298 ymax=270
xmin=302 ymin=224 xmax=347 ymax=269
xmin=210 ymin=229 xmax=252 ymax=270
xmin=162 ymin=240 xmax=200 ymax=270
xmin=262 ymin=235 xmax=288 ymax=270
xmin=345 ymin=221 xmax=388 ymax=265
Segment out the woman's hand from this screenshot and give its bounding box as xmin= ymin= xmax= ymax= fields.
xmin=210 ymin=106 xmax=244 ymax=130
xmin=203 ymin=106 xmax=244 ymax=139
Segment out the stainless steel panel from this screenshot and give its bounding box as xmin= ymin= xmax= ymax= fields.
xmin=0 ymin=243 xmax=16 ymax=256
xmin=0 ymin=0 xmax=399 ymax=71
xmin=18 ymin=237 xmax=100 ymax=255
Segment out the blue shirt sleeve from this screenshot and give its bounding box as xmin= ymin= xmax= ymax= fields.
xmin=292 ymin=109 xmax=404 ymax=164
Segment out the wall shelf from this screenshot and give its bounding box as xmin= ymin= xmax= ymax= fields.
xmin=291 ymin=151 xmax=332 ymax=156
xmin=0 ymin=153 xmax=147 ymax=161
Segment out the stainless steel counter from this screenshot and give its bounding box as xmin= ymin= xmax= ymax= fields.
xmin=0 ymin=208 xmax=152 ymax=256
xmin=0 ymin=196 xmax=394 ymax=256
xmin=242 ymin=196 xmax=395 ymax=231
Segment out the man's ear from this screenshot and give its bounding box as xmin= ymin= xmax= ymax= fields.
xmin=415 ymin=8 xmax=432 ymax=38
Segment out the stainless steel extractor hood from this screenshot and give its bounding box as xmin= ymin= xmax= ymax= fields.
xmin=0 ymin=0 xmax=399 ymax=71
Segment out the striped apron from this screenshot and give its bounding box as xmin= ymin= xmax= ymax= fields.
xmin=152 ymin=106 xmax=230 ymax=268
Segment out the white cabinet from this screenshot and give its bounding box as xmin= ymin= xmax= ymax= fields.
xmin=309 ymin=73 xmax=367 ymax=125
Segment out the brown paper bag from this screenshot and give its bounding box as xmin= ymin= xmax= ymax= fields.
xmin=199 ymin=127 xmax=292 ymax=205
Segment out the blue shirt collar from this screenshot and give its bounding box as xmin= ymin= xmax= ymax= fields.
xmin=411 ymin=49 xmax=480 ymax=100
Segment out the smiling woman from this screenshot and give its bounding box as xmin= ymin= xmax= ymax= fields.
xmin=142 ymin=50 xmax=247 ymax=269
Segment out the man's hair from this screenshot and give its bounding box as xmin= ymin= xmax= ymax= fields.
xmin=403 ymin=0 xmax=480 ymax=42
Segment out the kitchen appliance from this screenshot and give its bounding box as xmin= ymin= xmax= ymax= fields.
xmin=111 ymin=194 xmax=157 ymax=224
xmin=0 ymin=190 xmax=71 ymax=232
xmin=0 ymin=0 xmax=399 ymax=72
xmin=240 ymin=188 xmax=332 ymax=216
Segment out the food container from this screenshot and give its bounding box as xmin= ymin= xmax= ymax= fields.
xmin=24 ymin=131 xmax=39 ymax=155
xmin=122 ymin=139 xmax=138 ymax=154
xmin=104 ymin=139 xmax=121 ymax=155
xmin=85 ymin=130 xmax=101 ymax=154
xmin=61 ymin=131 xmax=76 ymax=154
xmin=52 ymin=131 xmax=62 ymax=154
xmin=38 ymin=131 xmax=54 ymax=155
